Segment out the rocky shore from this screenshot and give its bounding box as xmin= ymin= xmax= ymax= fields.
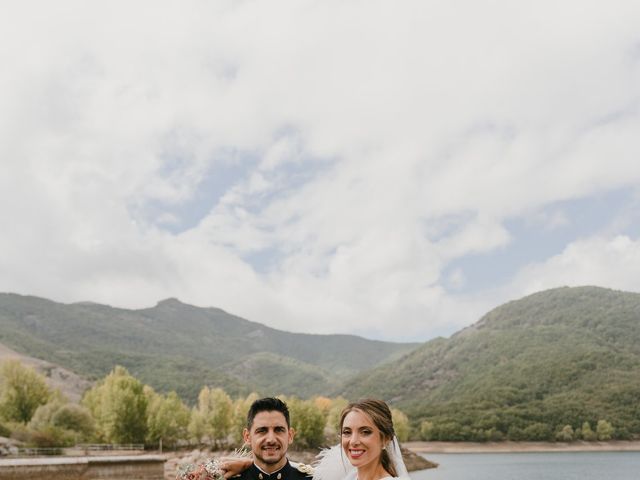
xmin=0 ymin=436 xmax=21 ymax=456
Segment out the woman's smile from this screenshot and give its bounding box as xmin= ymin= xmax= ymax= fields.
xmin=341 ymin=409 xmax=384 ymax=469
xmin=348 ymin=448 xmax=365 ymax=459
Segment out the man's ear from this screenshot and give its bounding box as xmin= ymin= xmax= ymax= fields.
xmin=243 ymin=428 xmax=250 ymax=444
xmin=288 ymin=427 xmax=295 ymax=445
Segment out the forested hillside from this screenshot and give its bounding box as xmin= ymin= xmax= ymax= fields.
xmin=3 ymin=286 xmax=639 ymax=442
xmin=0 ymin=294 xmax=417 ymax=402
xmin=340 ymin=286 xmax=640 ymax=440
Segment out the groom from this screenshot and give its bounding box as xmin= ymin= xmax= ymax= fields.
xmin=236 ymin=397 xmax=313 ymax=480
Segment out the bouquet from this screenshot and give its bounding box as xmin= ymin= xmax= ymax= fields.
xmin=177 ymin=448 xmax=252 ymax=480
xmin=177 ymin=458 xmax=226 ymax=480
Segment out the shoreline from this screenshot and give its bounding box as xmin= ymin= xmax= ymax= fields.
xmin=405 ymin=440 xmax=640 ymax=454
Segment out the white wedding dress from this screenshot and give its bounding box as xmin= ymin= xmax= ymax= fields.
xmin=312 ymin=438 xmax=410 ymax=480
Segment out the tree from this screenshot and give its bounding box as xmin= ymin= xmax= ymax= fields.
xmin=51 ymin=404 xmax=95 ymax=439
xmin=188 ymin=407 xmax=207 ymax=444
xmin=189 ymin=386 xmax=233 ymax=447
xmin=485 ymin=428 xmax=504 ymax=441
xmin=288 ymin=397 xmax=325 ymax=449
xmin=326 ymin=397 xmax=349 ymax=439
xmin=230 ymin=392 xmax=259 ymax=446
xmin=28 ymin=392 xmax=68 ymax=432
xmin=581 ymin=421 xmax=597 ymax=441
xmin=82 ymin=366 xmax=147 ymax=443
xmin=208 ymin=388 xmax=233 ymax=447
xmin=555 ymin=425 xmax=574 ymax=442
xmin=146 ymin=389 xmax=190 ymax=447
xmin=0 ymin=360 xmax=51 ymax=423
xmin=596 ymin=419 xmax=614 ymax=441
xmin=29 ymin=394 xmax=96 ymax=447
xmin=313 ymin=396 xmax=333 ymax=417
xmin=391 ymin=408 xmax=410 ymax=442
xmin=420 ymin=421 xmax=434 ymax=441
xmin=522 ymin=422 xmax=552 ymax=441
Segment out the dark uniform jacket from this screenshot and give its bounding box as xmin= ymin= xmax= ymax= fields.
xmin=237 ymin=461 xmax=313 ymax=480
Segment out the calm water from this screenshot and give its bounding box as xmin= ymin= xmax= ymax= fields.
xmin=411 ymin=451 xmax=640 ymax=480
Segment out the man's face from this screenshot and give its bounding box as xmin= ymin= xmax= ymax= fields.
xmin=243 ymin=410 xmax=295 ymax=472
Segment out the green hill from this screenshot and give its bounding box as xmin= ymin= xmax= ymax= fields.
xmin=339 ymin=286 xmax=640 ymax=440
xmin=0 ymin=294 xmax=418 ymax=402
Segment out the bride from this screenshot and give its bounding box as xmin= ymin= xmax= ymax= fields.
xmin=340 ymin=399 xmax=408 ymax=479
xmin=222 ymin=398 xmax=409 ymax=480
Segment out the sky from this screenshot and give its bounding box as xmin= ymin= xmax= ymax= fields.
xmin=1 ymin=1 xmax=640 ymax=342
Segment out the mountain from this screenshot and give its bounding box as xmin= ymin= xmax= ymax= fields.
xmin=339 ymin=286 xmax=640 ymax=440
xmin=0 ymin=293 xmax=418 ymax=402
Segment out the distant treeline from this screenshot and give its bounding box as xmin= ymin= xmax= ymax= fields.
xmin=417 ymin=410 xmax=619 ymax=442
xmin=1 ymin=359 xmax=633 ymax=447
xmin=0 ymin=360 xmax=410 ymax=449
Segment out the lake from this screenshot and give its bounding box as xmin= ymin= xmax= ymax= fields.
xmin=411 ymin=451 xmax=640 ymax=480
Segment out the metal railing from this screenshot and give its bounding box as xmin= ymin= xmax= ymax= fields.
xmin=16 ymin=447 xmax=63 ymax=456
xmin=9 ymin=444 xmax=145 ymax=456
xmin=76 ymin=444 xmax=145 ymax=451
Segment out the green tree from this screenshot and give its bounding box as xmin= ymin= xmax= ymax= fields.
xmin=326 ymin=396 xmax=349 ymax=439
xmin=26 ymin=391 xmax=94 ymax=447
xmin=581 ymin=421 xmax=597 ymax=441
xmin=555 ymin=424 xmax=574 ymax=442
xmin=391 ymin=408 xmax=410 ymax=442
xmin=230 ymin=392 xmax=259 ymax=446
xmin=420 ymin=421 xmax=434 ymax=441
xmin=507 ymin=426 xmax=526 ymax=441
xmin=288 ymin=397 xmax=325 ymax=449
xmin=82 ymin=366 xmax=147 ymax=443
xmin=596 ymin=419 xmax=614 ymax=441
xmin=52 ymin=404 xmax=95 ymax=439
xmin=485 ymin=428 xmax=504 ymax=441
xmin=28 ymin=392 xmax=68 ymax=432
xmin=146 ymin=388 xmax=190 ymax=448
xmin=188 ymin=407 xmax=207 ymax=444
xmin=189 ymin=386 xmax=233 ymax=447
xmin=522 ymin=423 xmax=552 ymax=441
xmin=0 ymin=360 xmax=51 ymax=423
xmin=208 ymin=388 xmax=233 ymax=447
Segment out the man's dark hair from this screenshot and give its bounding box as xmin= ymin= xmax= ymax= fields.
xmin=246 ymin=397 xmax=290 ymax=428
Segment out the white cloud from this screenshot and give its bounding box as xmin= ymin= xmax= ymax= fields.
xmin=509 ymin=235 xmax=640 ymax=296
xmin=447 ymin=268 xmax=467 ymax=291
xmin=1 ymin=1 xmax=640 ymax=340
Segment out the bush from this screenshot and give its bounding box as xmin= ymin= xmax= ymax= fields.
xmin=555 ymin=425 xmax=574 ymax=442
xmin=523 ymin=423 xmax=553 ymax=441
xmin=52 ymin=404 xmax=95 ymax=440
xmin=29 ymin=426 xmax=75 ymax=448
xmin=420 ymin=421 xmax=434 ymax=441
xmin=596 ymin=420 xmax=614 ymax=441
xmin=485 ymin=428 xmax=505 ymax=441
xmin=581 ymin=422 xmax=597 ymax=441
xmin=507 ymin=426 xmax=526 ymax=441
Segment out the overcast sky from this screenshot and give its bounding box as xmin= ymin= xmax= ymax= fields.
xmin=2 ymin=1 xmax=640 ymax=341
